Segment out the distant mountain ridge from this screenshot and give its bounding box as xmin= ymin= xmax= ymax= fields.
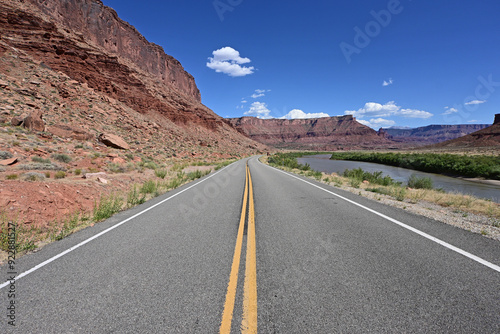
xmin=430 ymin=114 xmax=500 ymax=148
xmin=381 ymin=124 xmax=491 ymax=145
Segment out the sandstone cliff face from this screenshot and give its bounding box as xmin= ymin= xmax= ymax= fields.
xmin=28 ymin=0 xmax=200 ymax=101
xmin=0 ymin=0 xmax=267 ymax=154
xmin=382 ymin=124 xmax=491 ymax=144
xmin=226 ymin=116 xmax=394 ymax=150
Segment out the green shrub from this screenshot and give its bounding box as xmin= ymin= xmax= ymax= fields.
xmin=140 ymin=180 xmax=157 ymax=194
xmin=127 ymin=185 xmax=146 ymax=207
xmin=155 ymin=169 xmax=168 ymax=179
xmin=407 ymin=174 xmax=433 ymax=189
xmin=23 ymin=172 xmax=45 ymax=181
xmin=51 ymin=153 xmax=72 ymax=163
xmin=75 ymin=169 xmax=82 ymax=176
xmin=108 ymin=163 xmax=126 ymax=173
xmin=331 ymin=152 xmax=500 ymax=180
xmin=343 ymin=168 xmax=397 ymax=186
xmin=54 ymin=171 xmax=66 ymax=179
xmin=32 ymin=156 xmax=51 ymax=163
xmin=93 ymin=195 xmax=123 ymax=222
xmin=6 ymin=174 xmax=18 ymax=180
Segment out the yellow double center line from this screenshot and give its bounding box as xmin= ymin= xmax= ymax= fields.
xmin=220 ymin=164 xmax=257 ymax=334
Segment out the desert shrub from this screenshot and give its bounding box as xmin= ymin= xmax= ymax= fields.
xmin=23 ymin=172 xmax=45 ymax=181
xmin=74 ymin=169 xmax=82 ymax=176
xmin=343 ymin=168 xmax=397 ymax=186
xmin=108 ymin=163 xmax=126 ymax=173
xmin=140 ymin=180 xmax=157 ymax=194
xmin=54 ymin=171 xmax=66 ymax=179
xmin=93 ymin=194 xmax=123 ymax=222
xmin=407 ymin=174 xmax=433 ymax=189
xmin=0 ymin=151 xmax=13 ymax=160
xmin=51 ymin=153 xmax=72 ymax=163
xmin=19 ymin=163 xmax=65 ymax=171
xmin=32 ymin=156 xmax=51 ymax=163
xmin=127 ymin=185 xmax=146 ymax=207
xmin=155 ymin=169 xmax=168 ymax=179
xmin=6 ymin=174 xmax=18 ymax=180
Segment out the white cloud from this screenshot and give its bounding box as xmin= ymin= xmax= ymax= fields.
xmin=250 ymin=89 xmax=271 ymax=99
xmin=398 ymin=108 xmax=433 ymax=118
xmin=382 ymin=78 xmax=393 ymax=86
xmin=442 ymin=107 xmax=458 ymax=115
xmin=465 ymin=99 xmax=486 ymax=105
xmin=244 ymin=102 xmax=271 ymax=118
xmin=358 ymin=118 xmax=396 ymax=129
xmin=345 ymin=101 xmax=432 ymax=119
xmin=206 ymin=47 xmax=254 ymax=77
xmin=241 ymin=100 xmax=247 ymax=103
xmin=280 ymin=109 xmax=330 ymax=119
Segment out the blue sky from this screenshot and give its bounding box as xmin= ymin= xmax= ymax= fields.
xmin=101 ymin=0 xmax=500 ymax=129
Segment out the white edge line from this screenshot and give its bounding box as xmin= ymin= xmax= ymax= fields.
xmin=264 ymin=163 xmax=500 ymax=273
xmin=0 ymin=163 xmax=239 ymax=289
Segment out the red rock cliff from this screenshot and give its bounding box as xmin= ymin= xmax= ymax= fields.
xmin=28 ymin=0 xmax=200 ymax=101
xmin=226 ymin=115 xmax=395 ymax=150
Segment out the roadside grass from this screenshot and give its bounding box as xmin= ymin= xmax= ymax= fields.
xmin=262 ymin=154 xmax=500 ymax=221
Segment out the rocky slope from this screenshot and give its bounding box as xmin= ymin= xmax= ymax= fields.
xmin=226 ymin=115 xmax=395 ymax=150
xmin=0 ymin=0 xmax=266 ymax=153
xmin=0 ymin=0 xmax=267 ymax=241
xmin=429 ymin=114 xmax=500 ymax=149
xmin=381 ymin=124 xmax=491 ymax=145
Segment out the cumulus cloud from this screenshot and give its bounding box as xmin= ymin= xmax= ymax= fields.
xmin=345 ymin=101 xmax=433 ymax=119
xmin=465 ymin=99 xmax=486 ymax=105
xmin=358 ymin=118 xmax=396 ymax=129
xmin=280 ymin=109 xmax=330 ymax=119
xmin=206 ymin=47 xmax=254 ymax=77
xmin=244 ymin=102 xmax=271 ymax=118
xmin=382 ymin=78 xmax=393 ymax=86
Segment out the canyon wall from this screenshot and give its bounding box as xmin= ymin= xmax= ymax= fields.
xmin=226 ymin=116 xmax=394 ymax=150
xmin=382 ymin=124 xmax=491 ymax=145
xmin=28 ymin=0 xmax=200 ymax=101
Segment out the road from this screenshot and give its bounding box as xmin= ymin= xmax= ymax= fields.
xmin=1 ymin=157 xmax=499 ymax=333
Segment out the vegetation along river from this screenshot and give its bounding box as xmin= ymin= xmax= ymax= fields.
xmin=297 ymin=155 xmax=500 ymax=203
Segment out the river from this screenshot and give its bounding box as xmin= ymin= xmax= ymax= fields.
xmin=297 ymin=155 xmax=500 ymax=203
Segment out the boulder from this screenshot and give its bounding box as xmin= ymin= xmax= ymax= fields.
xmin=23 ymin=110 xmax=45 ymax=132
xmin=47 ymin=124 xmax=93 ymax=141
xmin=11 ymin=116 xmax=23 ymax=126
xmin=98 ymin=133 xmax=130 ymax=150
xmin=0 ymin=157 xmax=18 ymax=166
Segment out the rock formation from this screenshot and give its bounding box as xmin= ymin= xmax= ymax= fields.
xmin=226 ymin=115 xmax=395 ymax=150
xmin=430 ymin=114 xmax=500 ymax=148
xmin=0 ymin=0 xmax=267 ymax=155
xmin=382 ymin=124 xmax=491 ymax=145
xmin=99 ymin=133 xmax=130 ymax=150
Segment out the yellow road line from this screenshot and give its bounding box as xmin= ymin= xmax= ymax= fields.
xmin=242 ymin=166 xmax=257 ymax=334
xmin=219 ymin=165 xmax=249 ymax=334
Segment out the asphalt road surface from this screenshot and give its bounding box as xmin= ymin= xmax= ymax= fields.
xmin=1 ymin=157 xmax=499 ymax=333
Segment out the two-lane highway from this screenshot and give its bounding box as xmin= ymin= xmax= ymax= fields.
xmin=1 ymin=157 xmax=499 ymax=333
